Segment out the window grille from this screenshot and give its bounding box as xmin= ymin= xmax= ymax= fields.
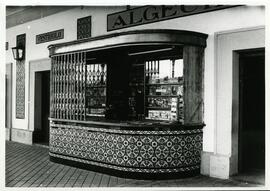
xmin=50 ymin=52 xmax=86 ymax=120
xmin=77 ymin=16 xmax=91 ymax=40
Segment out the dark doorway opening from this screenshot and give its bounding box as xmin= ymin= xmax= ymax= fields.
xmin=238 ymin=48 xmax=265 ymax=174
xmin=33 ymin=70 xmax=50 ymax=145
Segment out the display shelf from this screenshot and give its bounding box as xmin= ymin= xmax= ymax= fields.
xmin=146 ymin=95 xmax=179 ymax=97
xmin=146 ymin=107 xmax=171 ymax=110
xmin=146 ymin=83 xmax=181 ymax=86
xmin=87 ymin=85 xmax=106 ymax=88
xmin=129 ymin=83 xmax=144 ymax=86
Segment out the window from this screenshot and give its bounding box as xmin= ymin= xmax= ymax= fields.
xmin=49 ymin=30 xmax=206 ymax=126
xmin=128 ymin=56 xmax=184 ymax=123
xmin=77 ymin=16 xmax=92 ymax=40
xmin=145 ymin=59 xmax=183 ymax=122
xmin=85 ymin=63 xmax=107 ymax=117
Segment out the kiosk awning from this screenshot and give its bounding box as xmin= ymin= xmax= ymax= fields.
xmin=48 ymin=29 xmax=208 ymax=56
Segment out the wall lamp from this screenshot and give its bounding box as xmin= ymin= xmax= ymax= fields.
xmin=12 ymin=46 xmax=25 ymax=61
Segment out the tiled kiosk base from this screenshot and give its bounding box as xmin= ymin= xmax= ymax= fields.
xmin=49 ymin=121 xmax=203 ymax=179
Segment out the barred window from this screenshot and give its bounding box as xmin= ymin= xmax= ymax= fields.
xmin=77 ymin=16 xmax=91 ymax=40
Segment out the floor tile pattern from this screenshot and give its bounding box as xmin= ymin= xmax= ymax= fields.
xmin=5 ymin=141 xmax=263 ymax=188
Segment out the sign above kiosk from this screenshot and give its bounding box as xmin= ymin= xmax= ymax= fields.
xmin=107 ymin=5 xmax=237 ymax=31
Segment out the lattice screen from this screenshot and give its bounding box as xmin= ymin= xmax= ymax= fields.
xmin=77 ymin=16 xmax=91 ymax=40
xmin=50 ymin=52 xmax=86 ymax=120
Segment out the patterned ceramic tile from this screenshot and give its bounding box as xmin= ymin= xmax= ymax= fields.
xmin=50 ymin=122 xmax=202 ymax=173
xmin=16 ymin=60 xmax=25 ymax=119
xmin=16 ymin=34 xmax=26 ymax=119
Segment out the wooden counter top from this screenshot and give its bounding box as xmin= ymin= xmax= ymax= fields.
xmin=49 ymin=117 xmax=204 ymax=131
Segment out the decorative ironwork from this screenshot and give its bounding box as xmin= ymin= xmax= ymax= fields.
xmin=146 ymin=60 xmax=159 ymax=79
xmin=16 ymin=34 xmax=26 ymax=119
xmin=50 ymin=52 xmax=86 ymax=120
xmin=77 ymin=16 xmax=92 ymax=40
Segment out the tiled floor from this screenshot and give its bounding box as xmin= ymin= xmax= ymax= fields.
xmin=5 ymin=141 xmax=264 ymax=188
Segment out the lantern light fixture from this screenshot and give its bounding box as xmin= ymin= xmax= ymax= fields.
xmin=12 ymin=46 xmax=25 ymax=61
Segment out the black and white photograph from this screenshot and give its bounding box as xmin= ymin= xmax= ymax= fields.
xmin=2 ymin=1 xmax=269 ymax=190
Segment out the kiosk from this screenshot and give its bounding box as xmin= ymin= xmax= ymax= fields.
xmin=48 ymin=29 xmax=207 ymax=179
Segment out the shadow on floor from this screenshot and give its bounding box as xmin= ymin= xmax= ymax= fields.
xmin=231 ymin=169 xmax=265 ymax=185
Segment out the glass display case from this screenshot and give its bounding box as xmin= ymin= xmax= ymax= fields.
xmin=85 ymin=63 xmax=107 ymax=117
xmin=145 ymin=59 xmax=184 ymax=123
xmin=128 ymin=58 xmax=184 ymax=123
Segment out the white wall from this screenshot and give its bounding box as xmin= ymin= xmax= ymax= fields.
xmin=6 ymin=6 xmax=264 ymax=152
xmin=209 ymin=27 xmax=265 ymax=179
xmin=215 ymin=27 xmax=265 ymax=155
xmin=29 ymin=59 xmax=51 ymax=132
xmin=6 ymin=6 xmax=126 ymax=131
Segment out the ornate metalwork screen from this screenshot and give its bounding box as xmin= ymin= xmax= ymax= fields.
xmin=77 ymin=16 xmax=91 ymax=40
xmin=50 ymin=52 xmax=86 ymax=120
xmin=50 ymin=51 xmax=108 ymax=121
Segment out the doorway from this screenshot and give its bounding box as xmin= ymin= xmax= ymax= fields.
xmin=33 ymin=70 xmax=50 ymax=145
xmin=238 ymin=49 xmax=265 ymax=174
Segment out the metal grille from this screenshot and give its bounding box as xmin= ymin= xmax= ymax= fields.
xmin=145 ymin=60 xmax=159 ymax=78
xmin=50 ymin=52 xmax=86 ymax=120
xmin=77 ymin=16 xmax=91 ymax=40
xmin=86 ymin=64 xmax=107 ymax=86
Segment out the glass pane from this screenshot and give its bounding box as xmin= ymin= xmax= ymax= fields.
xmin=128 ymin=62 xmax=145 ymax=119
xmin=145 ymin=58 xmax=184 ymax=123
xmin=85 ymin=63 xmax=107 ymax=117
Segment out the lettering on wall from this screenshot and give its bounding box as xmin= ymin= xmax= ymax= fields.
xmin=107 ymin=5 xmax=238 ymax=31
xmin=36 ymin=29 xmax=64 ymax=44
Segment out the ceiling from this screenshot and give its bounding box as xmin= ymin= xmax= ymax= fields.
xmin=6 ymin=6 xmax=74 ymax=28
xmin=6 ymin=6 xmax=32 ymax=16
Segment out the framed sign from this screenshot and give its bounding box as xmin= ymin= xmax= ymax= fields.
xmin=36 ymin=29 xmax=64 ymax=44
xmin=107 ymin=5 xmax=238 ymax=31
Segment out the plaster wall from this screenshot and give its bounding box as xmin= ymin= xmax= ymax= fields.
xmin=210 ymin=27 xmax=265 ymax=179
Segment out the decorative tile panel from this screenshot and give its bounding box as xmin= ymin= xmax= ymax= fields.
xmin=16 ymin=34 xmax=26 ymax=119
xmin=16 ymin=60 xmax=25 ymax=119
xmin=50 ymin=122 xmax=203 ymax=173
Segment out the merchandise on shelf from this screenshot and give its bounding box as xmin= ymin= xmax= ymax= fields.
xmin=147 ymin=97 xmax=171 ymax=108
